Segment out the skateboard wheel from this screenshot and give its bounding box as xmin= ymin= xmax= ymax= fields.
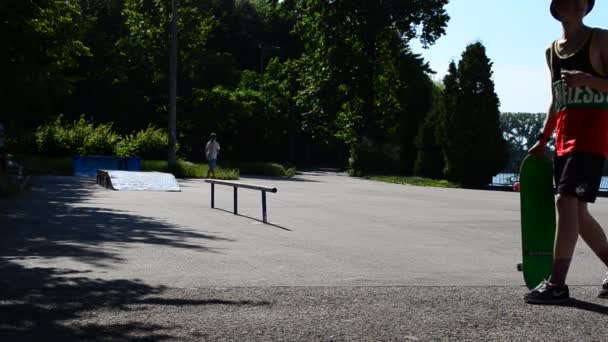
xmin=516 ymin=263 xmax=523 ymax=272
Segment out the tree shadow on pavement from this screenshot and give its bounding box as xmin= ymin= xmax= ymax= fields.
xmin=213 ymin=207 xmax=292 ymax=231
xmin=0 ymin=177 xmax=231 ymax=267
xmin=0 ymin=260 xmax=171 ymax=341
xmin=0 ymin=176 xmax=260 ymax=340
xmin=0 ymin=261 xmax=270 ymax=341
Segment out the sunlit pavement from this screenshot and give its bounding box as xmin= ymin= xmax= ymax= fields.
xmin=2 ymin=173 xmax=607 ymax=340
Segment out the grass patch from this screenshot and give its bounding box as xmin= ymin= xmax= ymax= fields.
xmin=12 ymin=155 xmax=240 ymax=180
xmin=12 ymin=155 xmax=72 ymax=176
xmin=225 ymin=162 xmax=295 ymax=178
xmin=367 ymin=175 xmax=460 ymax=188
xmin=142 ymin=160 xmax=239 ymax=180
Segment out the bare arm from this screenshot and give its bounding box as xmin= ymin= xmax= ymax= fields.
xmin=539 ymin=47 xmax=558 ymax=142
xmin=529 ymin=47 xmax=558 ymax=156
xmin=539 ymin=104 xmax=557 ymax=146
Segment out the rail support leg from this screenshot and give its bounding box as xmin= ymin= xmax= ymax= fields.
xmin=233 ymin=186 xmax=238 ymax=215
xmin=211 ymin=183 xmax=215 ymax=208
xmin=262 ymin=191 xmax=267 ymax=223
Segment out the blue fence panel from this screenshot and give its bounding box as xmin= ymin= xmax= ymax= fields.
xmin=73 ymin=156 xmax=142 ymax=177
xmin=125 ymin=157 xmax=142 ymax=172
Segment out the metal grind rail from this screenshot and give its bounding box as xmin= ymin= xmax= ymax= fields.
xmin=205 ymin=179 xmax=278 ymax=223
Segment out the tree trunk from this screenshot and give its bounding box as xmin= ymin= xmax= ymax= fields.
xmin=168 ymin=0 xmax=178 ymax=167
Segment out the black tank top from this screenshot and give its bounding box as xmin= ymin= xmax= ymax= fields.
xmin=549 ymin=28 xmax=608 ymax=159
xmin=550 ymin=29 xmax=603 ymax=82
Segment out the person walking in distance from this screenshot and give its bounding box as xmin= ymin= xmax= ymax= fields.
xmin=204 ymin=133 xmax=220 ymax=179
xmin=525 ymin=0 xmax=608 ymax=304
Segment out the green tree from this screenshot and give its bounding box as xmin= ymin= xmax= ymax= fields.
xmin=119 ymin=0 xmax=218 ymax=120
xmin=3 ymin=0 xmax=451 ymax=170
xmin=397 ymin=49 xmax=435 ymax=174
xmin=262 ymin=58 xmax=303 ymax=163
xmin=442 ymin=42 xmax=508 ymax=187
xmin=118 ymin=0 xmax=302 ymax=161
xmin=294 ymin=0 xmax=450 ymax=172
xmin=58 ymin=1 xmax=133 ymax=128
xmin=500 ymin=112 xmax=551 ymax=172
xmin=414 ymin=82 xmax=445 ymax=179
xmin=2 ymin=0 xmax=90 ymax=140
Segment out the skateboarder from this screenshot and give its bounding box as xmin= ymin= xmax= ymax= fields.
xmin=204 ymin=133 xmax=220 ymax=179
xmin=525 ymin=0 xmax=608 ymax=304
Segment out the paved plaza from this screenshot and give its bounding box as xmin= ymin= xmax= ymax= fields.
xmin=1 ymin=173 xmax=607 ymax=340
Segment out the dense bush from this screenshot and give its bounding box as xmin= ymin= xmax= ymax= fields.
xmin=115 ymin=125 xmax=172 ymax=160
xmin=226 ymin=162 xmax=294 ymax=177
xmin=349 ymin=138 xmax=400 ymax=176
xmin=35 ymin=116 xmax=172 ymax=159
xmin=35 ymin=115 xmax=121 ymax=156
xmin=13 ymin=155 xmax=73 ymax=176
xmin=31 ymin=116 xmax=295 ymax=179
xmin=142 ymin=160 xmax=239 ymax=180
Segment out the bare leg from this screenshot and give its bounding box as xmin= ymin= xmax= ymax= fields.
xmin=550 ymin=194 xmax=580 ymax=285
xmin=578 ymin=202 xmax=608 ymax=267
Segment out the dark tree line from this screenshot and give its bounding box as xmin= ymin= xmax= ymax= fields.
xmin=3 ymin=0 xmax=518 ymax=187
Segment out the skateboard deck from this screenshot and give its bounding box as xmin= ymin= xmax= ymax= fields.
xmin=519 ymin=155 xmax=556 ymax=289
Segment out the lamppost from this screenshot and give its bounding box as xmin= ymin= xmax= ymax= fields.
xmin=168 ymin=0 xmax=178 ymax=167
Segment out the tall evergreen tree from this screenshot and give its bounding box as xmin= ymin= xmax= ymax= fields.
xmin=398 ymin=49 xmax=434 ymax=174
xmin=414 ymin=82 xmax=445 ymax=179
xmin=442 ymin=42 xmax=507 ymax=187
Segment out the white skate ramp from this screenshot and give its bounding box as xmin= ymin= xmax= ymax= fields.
xmin=97 ymin=170 xmax=180 ymax=192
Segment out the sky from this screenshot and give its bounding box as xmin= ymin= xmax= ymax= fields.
xmin=411 ymin=0 xmax=608 ymax=113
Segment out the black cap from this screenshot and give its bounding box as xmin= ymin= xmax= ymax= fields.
xmin=551 ymin=0 xmax=595 ymax=21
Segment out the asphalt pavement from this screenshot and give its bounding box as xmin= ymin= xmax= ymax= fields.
xmin=1 ymin=173 xmax=607 ymax=341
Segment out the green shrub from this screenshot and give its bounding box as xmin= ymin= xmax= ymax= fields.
xmin=35 ymin=116 xmax=68 ymax=156
xmin=142 ymin=159 xmax=239 ymax=180
xmin=35 ymin=115 xmax=120 ymax=156
xmin=116 ymin=125 xmax=172 ymax=160
xmin=227 ymin=162 xmax=292 ymax=177
xmin=81 ymin=123 xmax=121 ymax=156
xmin=349 ymin=138 xmax=400 ymax=176
xmin=13 ymin=155 xmax=72 ymax=175
xmin=285 ymin=167 xmax=297 ymax=177
xmin=367 ymin=175 xmax=459 ymax=188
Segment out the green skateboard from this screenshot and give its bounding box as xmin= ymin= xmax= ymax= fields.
xmin=518 ymin=155 xmax=556 ymax=290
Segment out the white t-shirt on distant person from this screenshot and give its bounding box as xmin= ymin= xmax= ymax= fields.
xmin=205 ymin=140 xmax=220 ymax=160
